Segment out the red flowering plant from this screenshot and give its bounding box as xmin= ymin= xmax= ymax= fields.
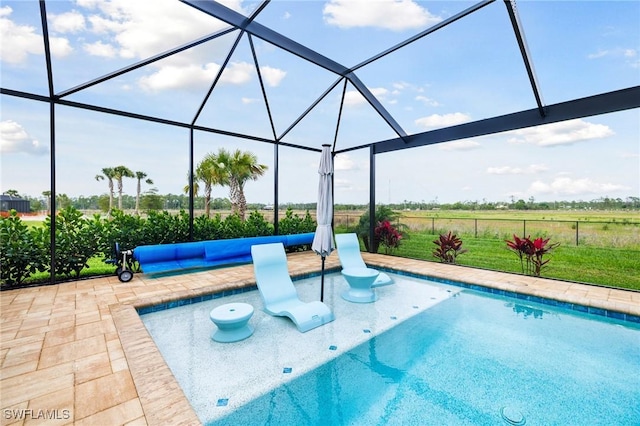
xmin=506 ymin=234 xmax=560 ymax=277
xmin=433 ymin=231 xmax=468 ymax=264
xmin=374 ymin=220 xmax=402 ymax=254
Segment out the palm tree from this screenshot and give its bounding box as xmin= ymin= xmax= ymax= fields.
xmin=42 ymin=190 xmax=51 ymax=215
xmin=112 ymin=166 xmax=134 ymax=210
xmin=134 ymin=171 xmax=153 ymax=215
xmin=187 ymin=153 xmax=228 ymax=217
xmin=95 ymin=167 xmax=116 ymax=212
xmin=224 ymin=149 xmax=268 ymax=220
xmin=183 ymin=172 xmax=200 ymax=201
xmin=188 ymin=149 xmax=267 ymax=219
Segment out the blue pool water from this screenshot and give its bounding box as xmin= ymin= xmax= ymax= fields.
xmin=141 ymin=272 xmax=640 ymax=425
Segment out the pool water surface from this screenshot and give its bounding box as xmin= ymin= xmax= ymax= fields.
xmin=140 ymin=272 xmax=640 ymax=425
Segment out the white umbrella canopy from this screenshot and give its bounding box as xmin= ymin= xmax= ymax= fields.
xmin=312 ymin=144 xmax=334 ymax=302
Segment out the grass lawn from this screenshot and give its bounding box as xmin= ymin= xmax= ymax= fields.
xmin=22 ymin=257 xmax=118 ymax=285
xmin=394 ymin=233 xmax=640 ymax=291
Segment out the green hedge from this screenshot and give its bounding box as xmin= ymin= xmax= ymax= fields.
xmin=0 ymin=207 xmax=316 ymax=287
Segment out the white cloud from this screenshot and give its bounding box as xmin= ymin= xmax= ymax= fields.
xmin=415 ymin=95 xmax=439 ymax=107
xmin=139 ymin=63 xmax=220 ymax=92
xmin=242 ymin=97 xmax=258 ymax=104
xmin=487 ymin=164 xmax=548 ymax=175
xmin=371 ymin=87 xmax=389 ymax=97
xmin=71 ymin=0 xmax=245 ymax=60
xmin=0 ymin=7 xmax=43 ymax=64
xmin=0 ymin=120 xmax=48 ymax=156
xmin=528 ymin=177 xmax=629 ymax=196
xmin=0 ymin=7 xmax=73 ymax=64
xmin=415 ymin=112 xmax=471 ymax=129
xmin=260 ymin=66 xmax=286 ymax=87
xmin=344 ymin=87 xmax=389 ymax=106
xmin=507 ymin=119 xmax=614 ymax=147
xmin=438 ymin=140 xmax=481 ymax=151
xmin=138 ymin=61 xmax=254 ymax=92
xmin=587 ymin=47 xmax=639 ymax=68
xmin=87 ymin=14 xmax=123 ymax=34
xmin=49 ymin=37 xmax=74 ymax=58
xmin=344 ymin=90 xmax=365 ymax=106
xmin=323 ymin=0 xmax=441 ymax=31
xmin=50 ymin=11 xmax=86 ymax=33
xmin=220 ymin=62 xmax=254 ymax=85
xmin=334 ymin=154 xmax=356 ymax=171
xmin=588 ymin=47 xmax=637 ymax=60
xmin=392 ymin=81 xmax=410 ymax=91
xmin=84 ymin=41 xmax=117 ymax=57
xmin=587 ymin=50 xmax=608 ymax=59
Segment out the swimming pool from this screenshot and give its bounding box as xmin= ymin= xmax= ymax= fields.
xmin=141 ymin=272 xmax=640 ymax=425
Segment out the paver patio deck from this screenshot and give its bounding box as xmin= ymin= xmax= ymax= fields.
xmin=2 ymin=252 xmax=639 ymax=425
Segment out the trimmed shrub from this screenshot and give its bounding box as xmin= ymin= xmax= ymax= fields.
xmin=0 ymin=210 xmax=47 ymax=286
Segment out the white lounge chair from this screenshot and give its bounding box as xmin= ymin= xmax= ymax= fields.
xmin=250 ymin=243 xmax=335 ymax=333
xmin=335 ymin=233 xmax=394 ymax=287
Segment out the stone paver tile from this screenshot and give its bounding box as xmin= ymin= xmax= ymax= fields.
xmin=1 ymin=401 xmax=29 ymax=425
xmin=1 ymin=303 xmax=32 ymax=320
xmin=74 ymin=370 xmax=138 ymax=419
xmin=45 ymin=319 xmax=76 ymax=334
xmin=25 ymin=386 xmax=74 ymax=425
xmin=39 ymin=335 xmax=106 ymax=370
xmin=608 ymin=290 xmax=633 ymax=302
xmin=0 ymin=330 xmax=19 ymax=348
xmin=75 ymin=318 xmax=116 ymax=341
xmin=124 ymin=416 xmax=149 ymax=426
xmin=110 ymin=356 xmax=130 ymax=373
xmin=19 ymin=317 xmax=51 ymax=332
xmin=564 ymin=288 xmax=589 ymax=297
xmin=2 ymin=339 xmax=44 ymax=368
xmin=74 ymin=310 xmax=101 ymax=326
xmin=15 ymin=325 xmax=52 ymax=340
xmin=143 ymin=398 xmax=200 ymax=426
xmin=74 ymin=351 xmax=113 ymax=385
xmin=1 ymin=363 xmax=74 ymax=408
xmin=75 ymin=398 xmax=144 ymax=426
xmin=43 ymin=326 xmax=75 ymax=348
xmin=48 ymin=308 xmax=76 ymax=323
xmin=0 ymin=359 xmax=39 ymax=380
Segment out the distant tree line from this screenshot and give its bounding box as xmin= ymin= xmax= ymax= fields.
xmin=382 ymin=196 xmax=640 ymax=211
xmin=6 ymin=195 xmax=637 ymax=214
xmin=4 ymin=192 xmax=639 ymax=215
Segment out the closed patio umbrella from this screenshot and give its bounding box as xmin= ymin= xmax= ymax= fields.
xmin=312 ymin=144 xmax=335 ymax=302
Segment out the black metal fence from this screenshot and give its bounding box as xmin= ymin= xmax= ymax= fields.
xmin=334 ymin=213 xmax=640 ymax=249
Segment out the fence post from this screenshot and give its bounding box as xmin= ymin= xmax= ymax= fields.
xmin=576 ymin=221 xmax=579 ymax=246
xmin=523 ymin=219 xmax=526 ymax=237
xmin=474 ymin=218 xmax=478 ymax=238
xmin=431 ymin=217 xmax=435 ymax=234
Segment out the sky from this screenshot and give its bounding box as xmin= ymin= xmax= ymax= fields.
xmin=1 ymin=0 xmax=639 ymax=206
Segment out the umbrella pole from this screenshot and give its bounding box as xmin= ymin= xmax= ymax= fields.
xmin=320 ymin=256 xmax=326 ymax=302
